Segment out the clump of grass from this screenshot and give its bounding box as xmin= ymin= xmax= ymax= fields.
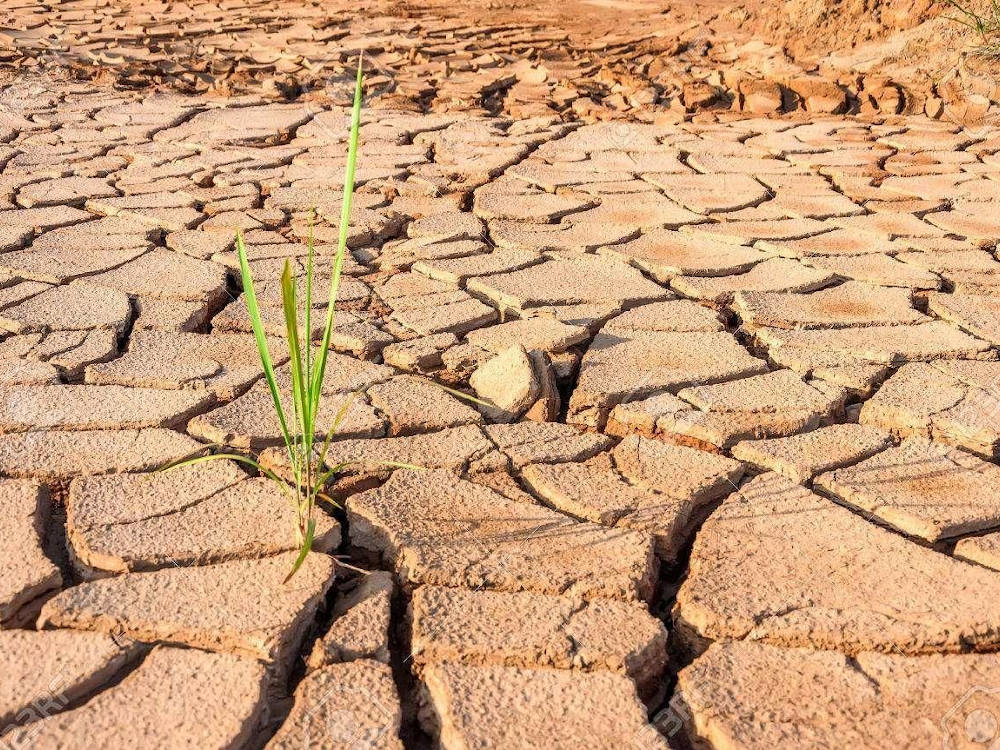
xmin=941 ymin=0 xmax=1000 ymax=57
xmin=173 ymin=57 xmax=368 ymax=581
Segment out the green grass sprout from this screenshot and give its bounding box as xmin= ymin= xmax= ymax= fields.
xmin=167 ymin=55 xmax=366 ymax=582
xmin=941 ymin=0 xmax=1000 ymax=57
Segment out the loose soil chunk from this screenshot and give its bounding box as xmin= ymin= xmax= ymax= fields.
xmin=470 ymin=344 xmax=540 ymax=422
xmin=675 ymin=472 xmax=1000 ymax=655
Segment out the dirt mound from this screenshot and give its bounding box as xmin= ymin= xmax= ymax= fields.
xmin=734 ymin=0 xmax=942 ymax=60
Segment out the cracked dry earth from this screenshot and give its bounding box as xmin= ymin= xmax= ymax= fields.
xmin=2 ymin=49 xmax=1000 ymax=750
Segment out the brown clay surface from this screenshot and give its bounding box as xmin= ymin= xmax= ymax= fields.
xmin=1 ymin=2 xmax=999 ymax=748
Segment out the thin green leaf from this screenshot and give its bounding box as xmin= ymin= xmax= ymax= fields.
xmin=313 ymin=459 xmax=424 ymax=491
xmin=283 ymin=518 xmax=316 ymax=584
xmin=315 ymin=491 xmax=341 ymax=508
xmin=237 ymin=233 xmax=292 ymax=449
xmin=165 ymin=452 xmax=299 ymax=506
xmin=434 ymin=382 xmax=495 ymax=408
xmin=280 ymin=259 xmax=307 ymax=443
xmin=315 ymin=387 xmax=363 ymax=470
xmin=310 ymin=54 xmax=363 ymax=416
xmin=304 ymin=207 xmax=316 ymax=438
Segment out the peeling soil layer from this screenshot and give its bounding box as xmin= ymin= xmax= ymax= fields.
xmin=1 ymin=2 xmax=1000 ymax=749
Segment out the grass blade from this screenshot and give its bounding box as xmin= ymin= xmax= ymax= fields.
xmin=315 ymin=387 xmax=363 ymax=470
xmin=280 ymin=260 xmax=308 ymax=445
xmin=164 ymin=452 xmax=298 ymax=506
xmin=283 ymin=518 xmax=316 ymax=584
xmin=310 ymin=54 xmax=363 ymax=415
xmin=237 ymin=233 xmax=293 ymax=449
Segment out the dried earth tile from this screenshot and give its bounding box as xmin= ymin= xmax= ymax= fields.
xmin=0 ymin=428 xmax=205 ymax=481
xmin=40 ymin=552 xmax=335 ymax=667
xmin=0 ymin=630 xmax=139 ymax=733
xmin=348 ymin=469 xmax=657 ymax=601
xmin=671 ymin=258 xmax=836 ymax=302
xmin=85 ymin=330 xmax=282 ymax=399
xmin=482 ymin=421 xmax=614 ymax=468
xmin=0 ymin=480 xmax=60 ymax=624
xmin=569 ymin=329 xmax=768 ymax=428
xmin=674 ymin=472 xmax=1000 ymax=655
xmin=421 ymin=662 xmax=669 ymax=750
xmin=734 ymin=281 xmax=925 ymax=329
xmin=0 ymin=384 xmax=213 ymax=432
xmin=366 ymin=375 xmax=481 ymax=435
xmin=755 ymin=321 xmax=992 ymax=365
xmin=68 ymin=466 xmax=339 ymax=576
xmin=814 ymin=437 xmax=1000 ymax=542
xmin=731 ymin=423 xmax=893 ymax=483
xmin=307 ymin=572 xmax=393 ymax=669
xmin=676 ymin=641 xmax=1000 ymax=750
xmin=266 ymin=660 xmax=403 ymax=750
xmin=928 ymin=293 xmax=1000 ymax=345
xmin=1 ymin=647 xmax=268 ymax=750
xmin=188 ymin=379 xmax=385 ymax=450
xmin=954 ymin=532 xmax=1000 ymax=571
xmin=467 ymin=256 xmax=670 ymax=312
xmin=597 ymin=229 xmax=768 ymax=282
xmin=410 ymin=586 xmax=667 ymax=693
xmin=0 ymin=281 xmax=131 ymax=334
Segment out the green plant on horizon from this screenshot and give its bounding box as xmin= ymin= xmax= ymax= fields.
xmin=170 ymin=56 xmax=378 ymax=582
xmin=941 ymin=0 xmax=1000 ymax=57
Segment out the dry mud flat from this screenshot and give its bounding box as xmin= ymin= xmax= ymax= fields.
xmin=0 ymin=62 xmax=998 ymax=750
xmin=2 ymin=0 xmax=998 ymax=125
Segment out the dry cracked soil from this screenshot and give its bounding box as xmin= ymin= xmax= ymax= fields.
xmin=1 ymin=1 xmax=1000 ymax=749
